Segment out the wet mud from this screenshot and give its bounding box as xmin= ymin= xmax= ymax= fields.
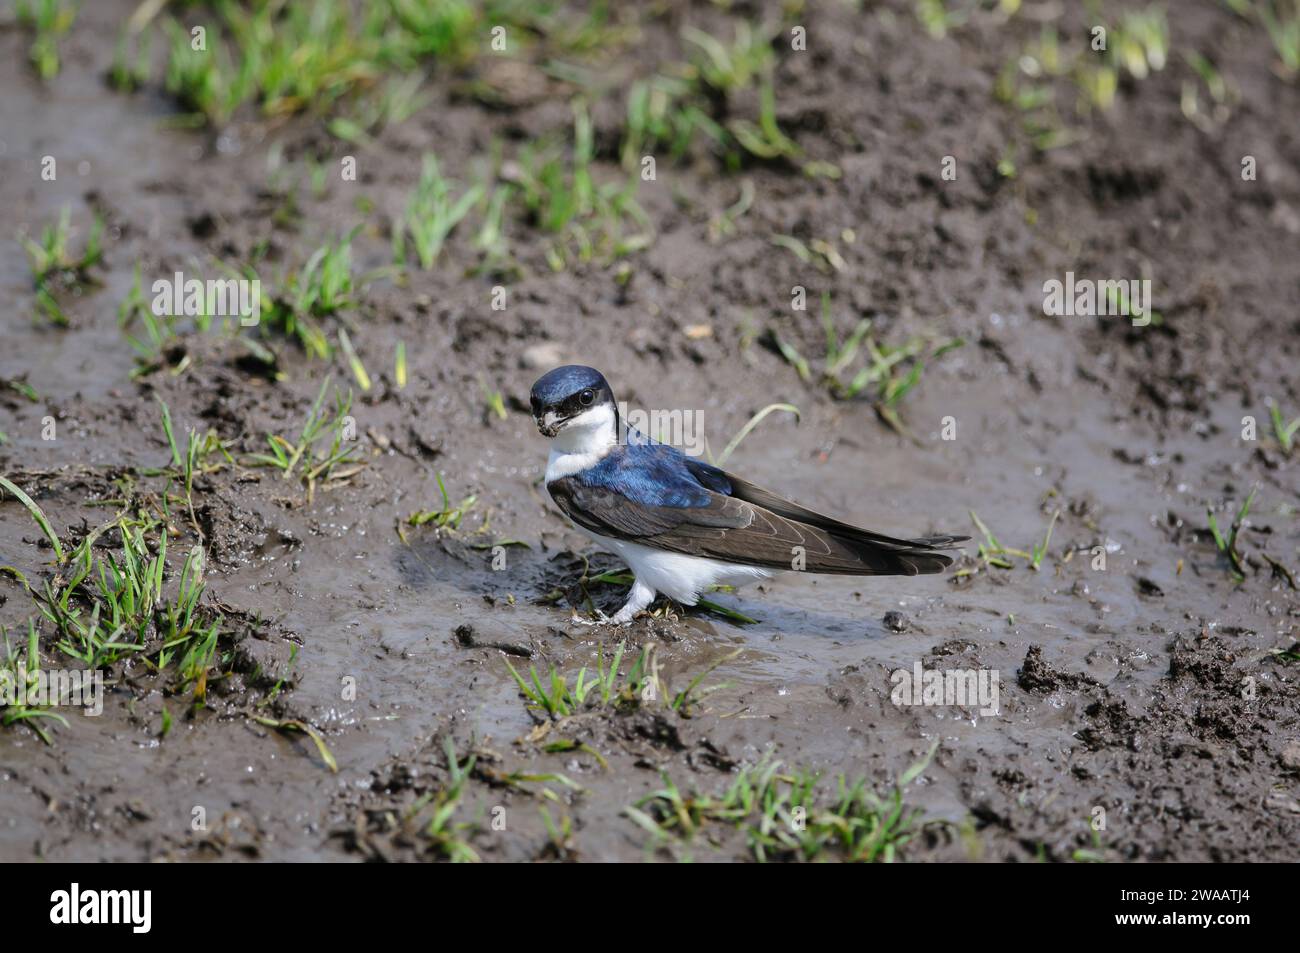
xmin=1 ymin=0 xmax=1297 ymax=861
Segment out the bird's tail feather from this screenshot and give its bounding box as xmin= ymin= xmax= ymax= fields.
xmin=724 ymin=474 xmax=968 ymax=575
xmin=807 ymin=530 xmax=965 ymax=576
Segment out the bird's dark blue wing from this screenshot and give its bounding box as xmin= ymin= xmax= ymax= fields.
xmin=578 ymin=442 xmax=718 ymax=508
xmin=546 ymin=443 xmax=965 ymax=575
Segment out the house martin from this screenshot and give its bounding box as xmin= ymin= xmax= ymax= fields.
xmin=531 ymin=365 xmax=967 ymax=624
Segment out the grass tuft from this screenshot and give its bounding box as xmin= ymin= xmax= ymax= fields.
xmin=627 ymin=741 xmax=939 ymax=862
xmin=958 ymin=509 xmax=1060 ymax=575
xmin=16 ymin=0 xmax=76 ymax=81
xmin=504 ymin=640 xmax=740 ymax=722
xmin=1268 ymin=399 xmax=1300 ymax=455
xmin=245 ymin=378 xmax=362 ymax=501
xmin=504 ymin=640 xmax=648 ymax=719
xmin=773 ymin=293 xmax=963 ymax=436
xmin=20 ymin=205 xmax=104 ymax=327
xmin=1259 ymin=0 xmax=1300 ymax=76
xmin=392 ymin=154 xmax=483 ymax=270
xmin=1207 ymin=487 xmax=1256 ymax=583
xmin=0 ymin=621 xmax=69 ymax=745
xmin=406 ymin=473 xmax=476 ymax=531
xmin=517 ymin=102 xmax=652 ymax=269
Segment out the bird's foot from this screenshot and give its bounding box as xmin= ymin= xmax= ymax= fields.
xmin=607 ymin=580 xmax=655 ymax=626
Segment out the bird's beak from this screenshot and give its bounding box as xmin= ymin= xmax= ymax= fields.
xmin=535 ymin=412 xmax=563 ymax=438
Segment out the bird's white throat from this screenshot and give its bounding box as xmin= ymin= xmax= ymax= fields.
xmin=545 ymin=403 xmax=618 ymax=481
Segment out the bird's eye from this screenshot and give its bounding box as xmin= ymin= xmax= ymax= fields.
xmin=579 ymin=389 xmax=595 ymax=406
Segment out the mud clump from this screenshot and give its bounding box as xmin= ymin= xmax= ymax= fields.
xmin=882 ymin=610 xmax=909 ymax=633
xmin=453 ymin=623 xmax=532 ymax=658
xmin=1017 ymin=645 xmax=1100 ymax=694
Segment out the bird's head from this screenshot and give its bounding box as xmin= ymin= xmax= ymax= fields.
xmin=529 ymin=365 xmax=617 ymax=447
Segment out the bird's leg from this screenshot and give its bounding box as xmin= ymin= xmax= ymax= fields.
xmin=610 ymin=579 xmax=656 ymax=625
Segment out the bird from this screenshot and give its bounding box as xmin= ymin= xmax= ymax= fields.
xmin=530 ymin=365 xmax=968 ymax=625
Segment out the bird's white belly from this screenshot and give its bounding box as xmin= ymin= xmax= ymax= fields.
xmin=588 ymin=532 xmax=774 ymax=605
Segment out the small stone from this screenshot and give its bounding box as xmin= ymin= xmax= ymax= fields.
xmin=522 ymin=343 xmax=565 ymax=370
xmin=1281 ymin=741 xmax=1300 ymax=772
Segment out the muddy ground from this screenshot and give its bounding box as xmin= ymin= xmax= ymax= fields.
xmin=1 ymin=0 xmax=1297 ymax=862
